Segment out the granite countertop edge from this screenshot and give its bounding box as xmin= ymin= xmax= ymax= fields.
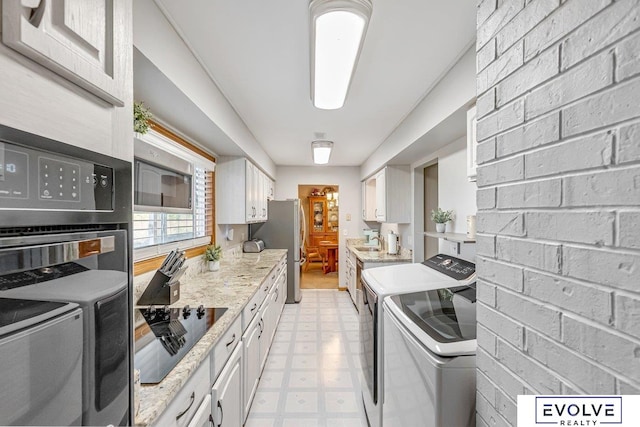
xmin=134 ymin=249 xmax=287 ymax=426
xmin=345 ymin=239 xmax=412 ymax=263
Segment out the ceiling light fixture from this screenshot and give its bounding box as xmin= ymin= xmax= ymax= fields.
xmin=309 ymin=0 xmax=372 ymax=110
xmin=311 ymin=140 xmax=333 ymax=164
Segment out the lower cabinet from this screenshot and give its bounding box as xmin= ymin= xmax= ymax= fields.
xmin=242 ymin=313 xmax=262 ymax=421
xmin=153 ymin=361 xmax=211 ymax=427
xmin=211 ymin=344 xmax=243 ymax=427
xmin=186 ymin=395 xmax=212 ymax=427
xmin=155 ymin=256 xmax=288 ymax=427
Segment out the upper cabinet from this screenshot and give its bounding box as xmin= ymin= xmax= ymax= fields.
xmin=2 ymin=0 xmax=127 ymax=106
xmin=362 ymin=178 xmax=377 ymax=221
xmin=362 ymin=165 xmax=411 ymax=224
xmin=467 ymin=105 xmax=477 ymax=182
xmin=217 ymin=157 xmax=273 ymax=224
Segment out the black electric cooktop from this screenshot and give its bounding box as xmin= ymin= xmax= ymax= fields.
xmin=134 ymin=305 xmax=227 ymax=384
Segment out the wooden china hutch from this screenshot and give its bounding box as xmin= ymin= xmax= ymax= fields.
xmin=308 ymin=196 xmax=338 ymax=247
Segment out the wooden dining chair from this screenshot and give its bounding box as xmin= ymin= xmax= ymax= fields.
xmin=303 ymin=244 xmax=325 ymax=271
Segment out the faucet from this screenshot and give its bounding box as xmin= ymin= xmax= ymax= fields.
xmin=371 ymin=235 xmax=384 ymax=250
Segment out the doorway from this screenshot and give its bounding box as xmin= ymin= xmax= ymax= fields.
xmin=298 ymin=184 xmax=339 ymax=289
xmin=424 ymin=163 xmax=439 ymax=260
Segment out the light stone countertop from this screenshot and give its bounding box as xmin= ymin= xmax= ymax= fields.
xmin=134 ymin=249 xmax=287 ymax=427
xmin=346 ymin=238 xmax=412 ymax=263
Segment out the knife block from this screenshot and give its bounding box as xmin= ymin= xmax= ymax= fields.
xmin=137 ymin=270 xmax=181 ymax=305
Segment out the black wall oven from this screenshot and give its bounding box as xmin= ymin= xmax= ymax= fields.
xmin=0 ymin=124 xmax=132 ymax=426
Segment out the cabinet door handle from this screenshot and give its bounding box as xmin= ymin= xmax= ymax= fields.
xmin=225 ymin=333 xmax=236 ymax=348
xmin=275 ymin=288 xmax=279 ymax=301
xmin=258 ymin=319 xmax=263 ymax=338
xmin=175 ymin=391 xmax=195 ymax=420
xmin=250 ymin=303 xmax=258 ymax=313
xmin=217 ymin=400 xmax=224 ymax=427
xmin=209 ymin=414 xmax=214 ymax=427
xmin=375 ymin=209 xmax=378 ymax=216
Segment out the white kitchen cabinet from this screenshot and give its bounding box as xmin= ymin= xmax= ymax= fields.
xmin=258 ymin=297 xmax=272 ymax=373
xmin=186 ymin=394 xmax=212 ymax=427
xmin=362 ymin=178 xmax=377 ymax=221
xmin=242 ymin=313 xmax=261 ymax=421
xmin=375 ymin=170 xmax=386 ymax=221
xmin=210 ymin=316 xmax=242 ymax=385
xmin=372 ymin=166 xmax=411 ymax=224
xmin=345 ymin=249 xmax=357 ymax=305
xmin=467 ymin=105 xmax=478 ymax=182
xmin=2 ymin=0 xmax=127 ymax=106
xmin=153 ymin=361 xmax=211 ymax=427
xmin=217 ymin=157 xmax=270 ymax=224
xmin=211 ymin=344 xmax=243 ymax=427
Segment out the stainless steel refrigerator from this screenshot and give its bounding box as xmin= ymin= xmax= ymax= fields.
xmin=249 ymin=199 xmax=304 ymax=303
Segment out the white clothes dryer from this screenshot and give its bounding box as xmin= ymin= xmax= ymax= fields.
xmin=358 ymin=254 xmax=476 ymax=427
xmin=383 ymin=284 xmax=477 ymax=426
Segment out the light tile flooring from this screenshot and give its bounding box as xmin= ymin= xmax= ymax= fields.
xmin=245 ymin=289 xmax=368 ymax=427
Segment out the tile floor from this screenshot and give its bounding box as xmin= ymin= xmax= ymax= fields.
xmin=245 ymin=289 xmax=368 ymax=427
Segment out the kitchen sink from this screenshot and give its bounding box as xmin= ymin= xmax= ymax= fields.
xmin=354 ymin=246 xmax=380 ymax=252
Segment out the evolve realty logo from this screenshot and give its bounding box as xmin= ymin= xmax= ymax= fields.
xmin=536 ymin=397 xmax=621 ymax=425
xmin=517 ymin=396 xmax=640 ymax=427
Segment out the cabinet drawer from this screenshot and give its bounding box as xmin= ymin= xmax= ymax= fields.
xmin=211 ymin=315 xmax=242 ymax=384
xmin=242 ymin=287 xmax=267 ymax=330
xmin=153 ymin=361 xmax=210 ymax=427
xmin=276 ymin=257 xmax=286 ymax=276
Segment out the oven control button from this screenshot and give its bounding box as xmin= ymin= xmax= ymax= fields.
xmin=196 ymin=305 xmax=205 ymax=319
xmin=161 ymin=305 xmax=171 ymax=320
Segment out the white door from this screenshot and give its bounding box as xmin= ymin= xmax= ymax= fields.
xmin=212 ymin=345 xmax=243 ymax=427
xmin=258 ymin=298 xmax=272 ymax=372
xmin=242 ymin=314 xmax=260 ymax=420
xmin=375 ymin=170 xmax=386 ymax=222
xmin=186 ymin=394 xmax=212 ymax=427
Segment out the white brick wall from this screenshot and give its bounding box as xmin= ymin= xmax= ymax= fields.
xmin=475 ymin=0 xmax=640 ymax=424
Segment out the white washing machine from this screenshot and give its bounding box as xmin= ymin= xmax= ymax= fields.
xmin=359 ymin=254 xmax=476 ymax=427
xmin=383 ymin=284 xmax=477 ymax=426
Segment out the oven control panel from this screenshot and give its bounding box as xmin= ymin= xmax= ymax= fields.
xmin=0 ymin=140 xmax=113 ymax=211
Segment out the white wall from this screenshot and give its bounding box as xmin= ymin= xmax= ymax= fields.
xmin=133 ymin=0 xmax=275 ymax=177
xmin=361 ymin=46 xmax=476 ymax=179
xmin=410 ymin=136 xmax=477 ymax=262
xmin=276 ymin=166 xmax=366 ymax=288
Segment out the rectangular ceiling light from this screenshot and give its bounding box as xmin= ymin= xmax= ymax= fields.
xmin=310 ymin=0 xmax=372 ymax=110
xmin=311 ymin=140 xmax=333 ymax=164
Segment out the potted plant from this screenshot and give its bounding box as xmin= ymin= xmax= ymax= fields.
xmin=203 ymin=244 xmax=222 ymax=271
xmin=133 ymin=101 xmax=153 ymax=135
xmin=431 ymin=208 xmax=453 ymax=233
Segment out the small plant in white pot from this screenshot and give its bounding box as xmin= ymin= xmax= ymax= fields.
xmin=431 ymin=208 xmax=454 ymax=233
xmin=204 ymin=244 xmax=222 ymax=271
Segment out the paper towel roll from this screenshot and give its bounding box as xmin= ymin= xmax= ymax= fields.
xmin=467 ymin=215 xmax=476 ymax=239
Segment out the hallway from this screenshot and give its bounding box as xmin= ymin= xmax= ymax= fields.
xmin=245 ymin=289 xmax=366 ymax=427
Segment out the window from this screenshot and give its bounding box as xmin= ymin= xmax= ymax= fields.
xmin=133 ymin=165 xmax=208 ymax=248
xmin=133 ymin=125 xmax=215 ymax=262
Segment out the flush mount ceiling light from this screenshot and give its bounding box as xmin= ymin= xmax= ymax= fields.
xmin=310 ymin=0 xmax=373 ymax=110
xmin=311 ymin=140 xmax=333 ymax=164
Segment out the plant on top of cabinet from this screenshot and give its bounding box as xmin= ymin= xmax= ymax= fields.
xmin=431 ymin=208 xmax=454 ymax=232
xmin=134 ymin=102 xmax=153 ymax=134
xmin=204 ymin=244 xmax=222 ymax=271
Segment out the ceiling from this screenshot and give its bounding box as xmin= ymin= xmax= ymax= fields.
xmin=152 ymin=0 xmax=476 ymax=167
